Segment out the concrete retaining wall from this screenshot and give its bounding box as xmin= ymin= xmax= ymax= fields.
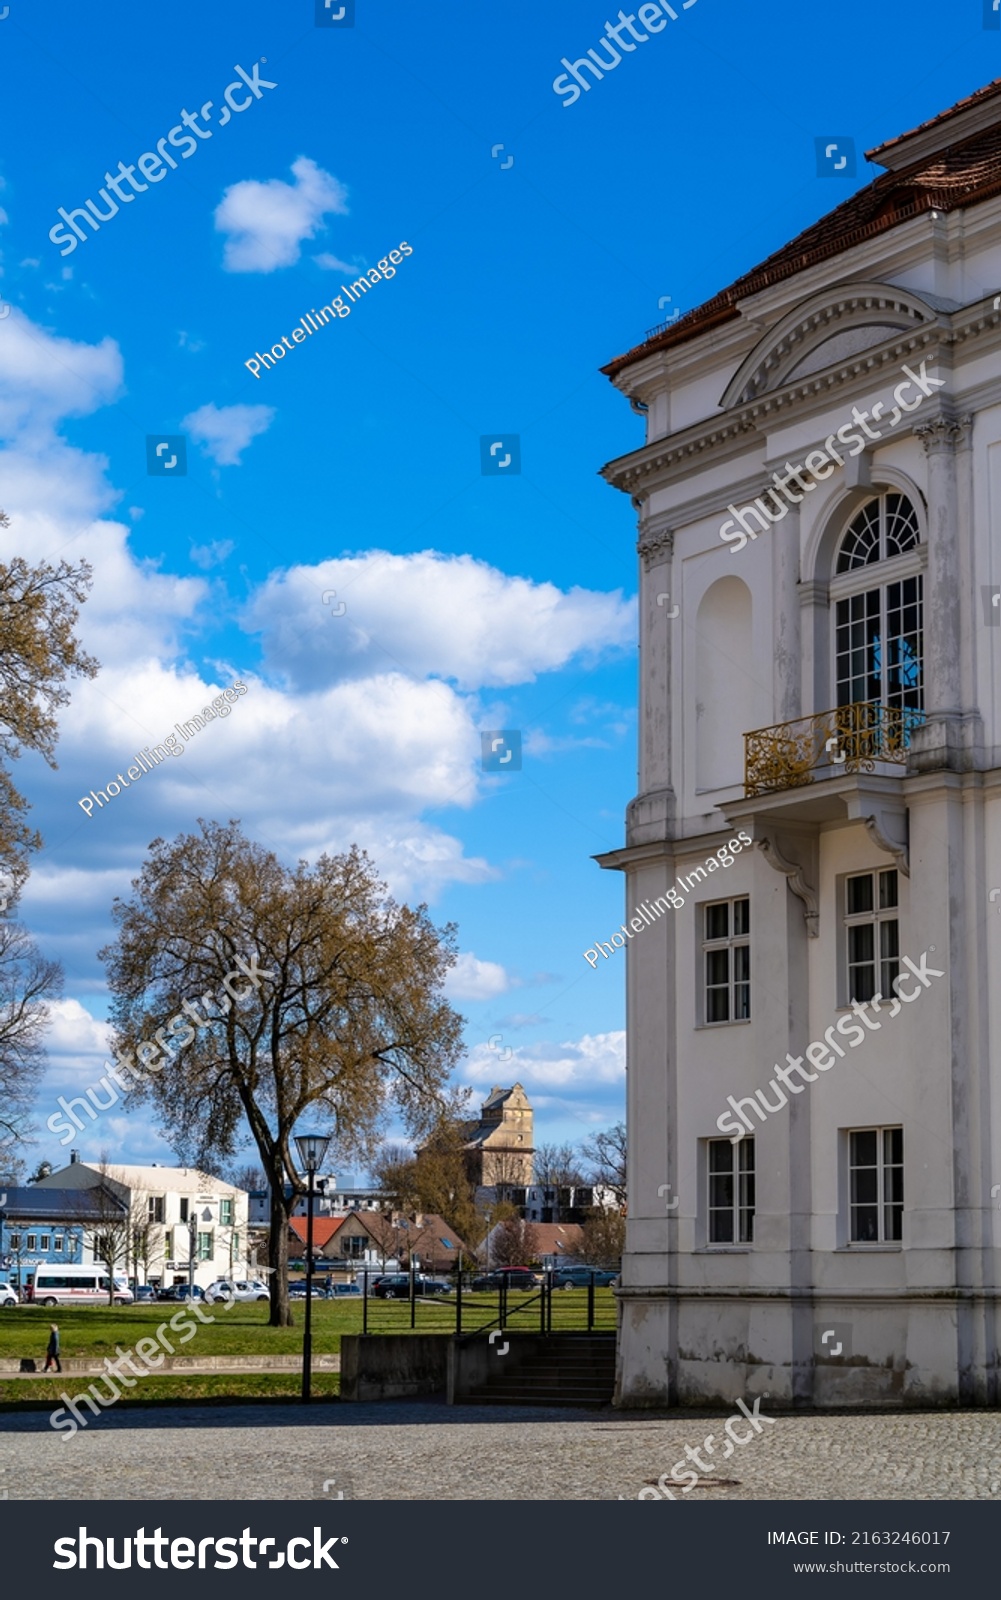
xmin=339 ymin=1335 xmax=449 ymax=1400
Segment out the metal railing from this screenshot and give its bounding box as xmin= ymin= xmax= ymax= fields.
xmin=359 ymin=1270 xmax=617 ymax=1337
xmin=744 ymin=701 xmax=924 ymax=798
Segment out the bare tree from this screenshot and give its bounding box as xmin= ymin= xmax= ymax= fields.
xmin=229 ymin=1163 xmax=267 ymax=1195
xmin=0 ymin=920 xmax=62 ymax=1172
xmin=99 ymin=821 xmax=465 ymax=1327
xmin=490 ymin=1216 xmax=540 ymax=1267
xmin=580 ymin=1122 xmax=627 ymax=1208
xmin=570 ymin=1208 xmax=626 ymax=1269
xmin=80 ymin=1164 xmax=132 ymax=1303
xmin=533 ymin=1142 xmax=585 ymax=1188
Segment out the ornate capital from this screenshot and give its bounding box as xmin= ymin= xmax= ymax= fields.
xmin=637 ymin=521 xmax=674 ymax=568
xmin=915 ymin=413 xmax=973 ymax=456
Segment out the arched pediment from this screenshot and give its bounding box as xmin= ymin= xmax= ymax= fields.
xmin=719 ymin=282 xmax=939 ymax=410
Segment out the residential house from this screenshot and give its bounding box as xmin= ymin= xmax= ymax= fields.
xmin=33 ymin=1155 xmax=249 ymax=1288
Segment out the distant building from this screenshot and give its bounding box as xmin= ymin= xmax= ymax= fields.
xmin=33 ymin=1155 xmax=249 ymax=1288
xmin=478 ymin=1221 xmax=583 ymax=1269
xmin=457 ymin=1083 xmax=534 ymax=1195
xmin=0 ymin=1184 xmax=127 ymax=1293
xmin=248 ymin=1178 xmax=386 ymax=1226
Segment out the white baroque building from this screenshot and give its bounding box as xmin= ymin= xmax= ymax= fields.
xmin=597 ymin=82 xmax=1001 ymax=1408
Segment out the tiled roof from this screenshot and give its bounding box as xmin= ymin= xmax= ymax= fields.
xmin=603 ymin=80 xmax=1001 ymax=380
xmin=0 ymin=1185 xmax=127 ymax=1220
xmin=288 ymin=1216 xmax=344 ymax=1248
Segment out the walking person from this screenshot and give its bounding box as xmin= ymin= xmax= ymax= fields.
xmin=43 ymin=1322 xmax=61 ymax=1374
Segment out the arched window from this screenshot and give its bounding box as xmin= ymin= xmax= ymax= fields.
xmin=832 ymin=492 xmax=923 ymax=717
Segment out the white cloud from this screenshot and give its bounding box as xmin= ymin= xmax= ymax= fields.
xmin=463 ymin=1031 xmax=626 ymax=1090
xmin=183 ymin=402 xmax=275 ymax=467
xmin=215 ymin=157 xmax=349 ymax=273
xmin=245 ymin=550 xmax=635 ymax=692
xmin=0 ymin=308 xmax=122 ymax=437
xmin=444 ymin=952 xmax=513 ymax=1001
xmin=190 ymin=539 xmax=235 ymax=569
xmin=314 ymin=252 xmax=358 ymax=273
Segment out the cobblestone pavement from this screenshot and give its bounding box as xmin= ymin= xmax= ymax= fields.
xmin=1 ymin=1402 xmax=999 ymax=1500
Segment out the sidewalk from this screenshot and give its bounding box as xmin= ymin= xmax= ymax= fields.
xmin=0 ymin=1354 xmax=339 ymax=1378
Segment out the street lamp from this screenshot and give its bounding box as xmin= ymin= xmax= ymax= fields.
xmin=293 ymin=1132 xmax=332 ymax=1403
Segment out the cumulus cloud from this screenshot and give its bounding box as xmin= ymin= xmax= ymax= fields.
xmin=214 ymin=156 xmax=349 ymax=273
xmin=245 ymin=550 xmax=635 ymax=692
xmin=463 ymin=1031 xmax=626 ymax=1090
xmin=444 ymin=952 xmax=513 ymax=1001
xmin=190 ymin=539 xmax=235 ymax=569
xmin=182 ymin=401 xmax=275 ymax=466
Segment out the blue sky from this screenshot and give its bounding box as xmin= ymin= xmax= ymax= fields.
xmin=1 ymin=0 xmax=994 ymax=1179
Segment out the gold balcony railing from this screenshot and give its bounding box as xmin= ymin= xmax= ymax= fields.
xmin=744 ymin=702 xmax=924 ymax=798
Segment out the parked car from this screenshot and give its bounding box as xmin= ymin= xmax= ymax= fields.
xmin=550 ymin=1266 xmax=618 ymax=1290
xmin=203 ymin=1279 xmax=270 ymax=1304
xmin=0 ymin=1283 xmax=18 ymax=1308
xmin=471 ymin=1267 xmax=540 ymax=1292
xmin=131 ymin=1285 xmax=158 ymax=1303
xmin=372 ymin=1273 xmax=452 ymax=1299
xmin=329 ymin=1282 xmax=362 ymax=1298
xmin=157 ymin=1283 xmax=205 ymax=1302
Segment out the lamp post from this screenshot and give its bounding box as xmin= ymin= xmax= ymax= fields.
xmin=293 ymin=1132 xmax=332 ymax=1403
xmin=187 ymin=1210 xmax=198 ymax=1299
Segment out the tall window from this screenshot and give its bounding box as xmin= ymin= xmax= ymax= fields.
xmin=148 ymin=1195 xmax=165 ymax=1223
xmin=833 ymin=492 xmax=923 ymax=719
xmin=845 ymin=869 xmax=899 ymax=1003
xmin=179 ymin=1198 xmax=189 ymax=1223
xmin=849 ymin=1127 xmax=903 ymax=1243
xmin=703 ymin=897 xmax=750 ymax=1022
xmin=197 ymin=1231 xmax=213 ymax=1261
xmin=220 ymin=1198 xmax=233 ymax=1226
xmin=708 ymin=1138 xmax=755 ymax=1243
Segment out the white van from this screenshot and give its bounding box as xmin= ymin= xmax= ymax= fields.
xmin=30 ymin=1265 xmax=134 ymax=1305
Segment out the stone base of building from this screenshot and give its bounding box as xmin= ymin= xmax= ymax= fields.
xmin=614 ymin=1289 xmax=1001 ymax=1409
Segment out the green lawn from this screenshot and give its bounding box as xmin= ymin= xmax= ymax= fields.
xmin=0 ymin=1372 xmax=340 ymax=1408
xmin=0 ymin=1289 xmax=615 ymax=1371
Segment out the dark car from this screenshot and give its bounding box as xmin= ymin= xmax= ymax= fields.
xmin=471 ymin=1267 xmax=540 ymax=1292
xmin=132 ymin=1285 xmax=158 ymax=1303
xmin=329 ymin=1282 xmax=362 ymax=1298
xmin=550 ymin=1266 xmax=618 ymax=1290
xmin=157 ymin=1283 xmax=205 ymax=1302
xmin=372 ymin=1273 xmax=452 ymax=1299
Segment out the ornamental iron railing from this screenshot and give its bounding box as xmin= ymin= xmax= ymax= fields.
xmin=744 ymin=702 xmax=924 ymax=798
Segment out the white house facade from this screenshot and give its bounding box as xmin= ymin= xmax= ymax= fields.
xmin=598 ymin=83 xmax=1001 ymax=1408
xmin=34 ymin=1157 xmax=250 ymax=1288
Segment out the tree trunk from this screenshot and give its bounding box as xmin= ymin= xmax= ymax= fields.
xmin=268 ymin=1177 xmax=294 ymax=1328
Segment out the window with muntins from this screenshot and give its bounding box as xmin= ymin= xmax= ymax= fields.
xmin=708 ymin=1137 xmax=755 ymax=1243
xmin=703 ymin=897 xmax=750 ymax=1023
xmin=834 ymin=492 xmax=923 ymax=720
xmin=845 ymin=869 xmax=899 ymax=1003
xmin=849 ymin=1126 xmax=903 ymax=1242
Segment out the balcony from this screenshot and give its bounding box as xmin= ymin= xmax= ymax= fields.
xmin=744 ymin=703 xmax=924 ymax=799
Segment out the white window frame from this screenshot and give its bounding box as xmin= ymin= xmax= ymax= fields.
xmin=846 ymin=1125 xmax=903 ymax=1246
xmin=842 ymin=868 xmax=900 ymax=1005
xmin=704 ymin=1136 xmax=755 ymax=1246
xmin=701 ymin=896 xmax=750 ymax=1025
